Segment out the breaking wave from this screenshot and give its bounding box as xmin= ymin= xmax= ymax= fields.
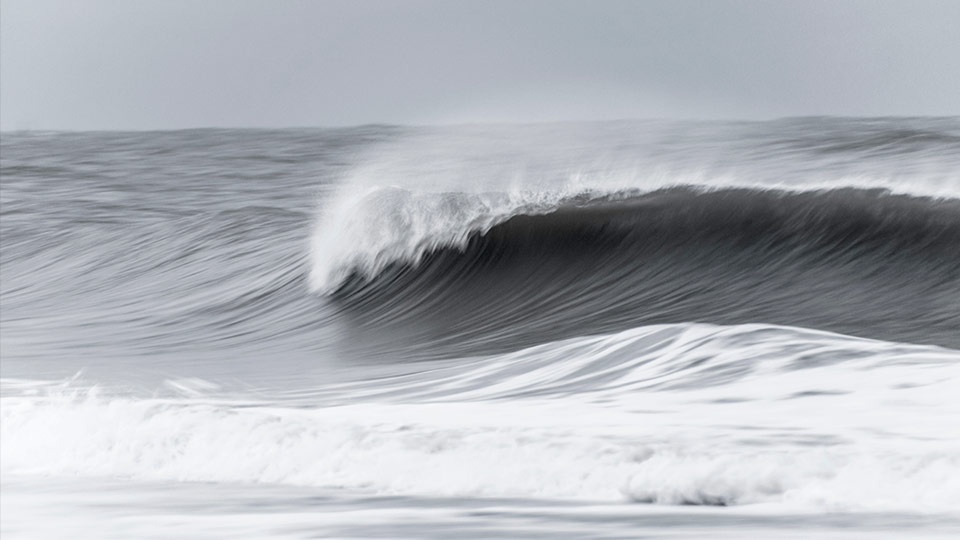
xmin=312 ymin=185 xmax=960 ymax=351
xmin=4 ymin=120 xmax=960 ymax=519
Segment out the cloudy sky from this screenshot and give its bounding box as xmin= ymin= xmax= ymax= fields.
xmin=2 ymin=0 xmax=958 ymax=130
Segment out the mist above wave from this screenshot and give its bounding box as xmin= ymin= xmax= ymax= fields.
xmin=308 ymin=119 xmax=960 ymax=292
xmin=309 ymin=180 xmax=959 ymax=295
xmin=3 ymin=119 xmax=959 ymax=379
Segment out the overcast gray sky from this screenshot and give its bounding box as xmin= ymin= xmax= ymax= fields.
xmin=1 ymin=0 xmax=958 ymax=130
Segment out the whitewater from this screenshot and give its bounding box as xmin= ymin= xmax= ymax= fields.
xmin=2 ymin=118 xmax=960 ymax=538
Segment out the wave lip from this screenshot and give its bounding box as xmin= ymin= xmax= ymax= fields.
xmin=317 ymin=186 xmax=960 ymax=353
xmin=308 ymin=185 xmax=567 ymax=294
xmin=308 ymin=174 xmax=960 ymax=295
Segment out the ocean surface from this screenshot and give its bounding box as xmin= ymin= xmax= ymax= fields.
xmin=2 ymin=118 xmax=959 ymax=538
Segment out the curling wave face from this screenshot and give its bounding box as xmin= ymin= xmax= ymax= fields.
xmin=314 ymin=186 xmax=960 ymax=354
xmin=2 ymin=118 xmax=960 ymax=520
xmin=306 ymin=118 xmax=960 ymax=357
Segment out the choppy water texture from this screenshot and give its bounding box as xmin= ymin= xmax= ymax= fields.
xmin=2 ymin=118 xmax=960 ymax=539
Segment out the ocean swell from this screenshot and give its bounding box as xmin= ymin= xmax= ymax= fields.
xmin=314 ymin=186 xmax=960 ymax=353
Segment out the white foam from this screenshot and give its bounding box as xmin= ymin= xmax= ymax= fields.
xmin=309 ymin=177 xmax=960 ymax=293
xmin=4 ymin=324 xmax=959 ymax=510
xmin=308 ymin=124 xmax=960 ymax=293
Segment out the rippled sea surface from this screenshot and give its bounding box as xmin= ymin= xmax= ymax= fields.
xmin=2 ymin=118 xmax=960 ymax=538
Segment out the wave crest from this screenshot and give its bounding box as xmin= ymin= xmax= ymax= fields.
xmin=311 ymin=185 xmax=960 ymax=353
xmin=308 ymin=175 xmax=959 ymax=295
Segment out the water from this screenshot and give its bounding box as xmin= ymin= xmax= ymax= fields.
xmin=2 ymin=118 xmax=959 ymax=538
